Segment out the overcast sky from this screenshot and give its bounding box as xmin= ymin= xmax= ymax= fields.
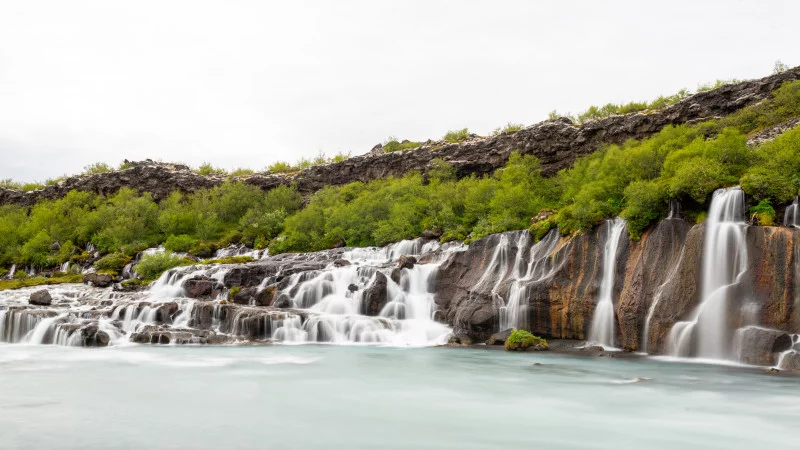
xmin=0 ymin=0 xmax=797 ymax=182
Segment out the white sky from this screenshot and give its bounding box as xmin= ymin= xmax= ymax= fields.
xmin=0 ymin=0 xmax=797 ymax=182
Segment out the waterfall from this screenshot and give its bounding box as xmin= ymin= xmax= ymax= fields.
xmin=784 ymin=197 xmax=799 ymax=228
xmin=668 ymin=187 xmax=748 ymax=359
xmin=499 ymin=230 xmax=561 ymax=331
xmin=588 ymin=218 xmax=627 ymax=348
xmin=0 ymin=236 xmax=461 ymax=348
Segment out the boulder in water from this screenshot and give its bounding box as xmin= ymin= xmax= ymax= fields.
xmin=272 ymin=293 xmax=292 ymax=309
xmin=735 ymin=326 xmax=792 ymax=366
xmin=80 ymin=324 xmax=110 ymax=347
xmin=778 ymin=351 xmax=800 ymax=371
xmin=362 ymin=271 xmax=388 ymax=316
xmin=232 ymin=287 xmax=257 ymax=305
xmin=82 ymin=273 xmax=113 ymax=288
xmin=333 ymin=259 xmax=351 ymax=267
xmin=185 ymin=278 xmax=217 ymax=299
xmin=397 ymin=255 xmax=417 ymax=270
xmin=254 ymin=286 xmax=276 ymax=306
xmin=487 ymin=329 xmax=513 ymax=345
xmin=29 ymin=289 xmax=52 ymax=306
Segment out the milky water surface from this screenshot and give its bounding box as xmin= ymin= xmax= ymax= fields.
xmin=0 ymin=345 xmax=798 ymax=449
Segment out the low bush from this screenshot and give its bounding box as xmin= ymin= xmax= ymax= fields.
xmin=133 ymin=251 xmax=192 ymax=281
xmin=443 ymin=128 xmax=470 ymax=143
xmin=93 ymin=253 xmax=131 ymax=274
xmin=164 ymin=234 xmax=198 ymax=253
xmin=749 ymin=199 xmax=776 ymax=226
xmin=383 ymin=137 xmax=421 ymax=153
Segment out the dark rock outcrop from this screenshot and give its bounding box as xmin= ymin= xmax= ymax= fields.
xmin=434 ymin=219 xmax=800 ymax=355
xmin=82 ymin=273 xmax=113 ymax=288
xmin=29 ymin=290 xmax=52 ymax=306
xmin=362 ymin=272 xmax=388 ymax=316
xmin=487 ymin=329 xmax=513 ymax=345
xmin=2 ymin=67 xmax=798 ymax=207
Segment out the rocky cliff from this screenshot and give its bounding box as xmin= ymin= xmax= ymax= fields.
xmin=3 ymin=67 xmax=799 ymax=206
xmin=435 ymin=218 xmax=800 ymax=366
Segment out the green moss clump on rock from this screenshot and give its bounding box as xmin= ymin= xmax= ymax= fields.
xmin=504 ymin=329 xmax=548 ymax=351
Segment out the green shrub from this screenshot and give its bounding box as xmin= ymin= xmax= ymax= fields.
xmin=83 ymin=162 xmax=113 ymax=175
xmin=494 ymin=122 xmax=523 ymax=135
xmin=749 ymin=199 xmax=776 ymax=226
xmin=229 ymin=168 xmax=255 ymax=177
xmin=443 ymin=128 xmax=470 ymax=143
xmin=164 ymin=234 xmax=198 ymax=253
xmin=268 ymin=161 xmax=294 ymax=173
xmin=383 ymin=137 xmax=421 ymax=153
xmin=529 ymin=220 xmax=555 ymax=242
xmin=93 ymin=253 xmax=131 ymax=274
xmin=504 ymin=329 xmax=548 ymax=351
xmin=133 ymin=251 xmax=192 ymax=281
xmin=621 ymin=180 xmax=669 ymax=239
xmin=196 ymin=162 xmax=227 ymax=176
xmin=697 ymin=78 xmax=741 ymax=93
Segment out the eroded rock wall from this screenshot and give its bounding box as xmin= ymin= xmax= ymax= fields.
xmin=435 ymin=220 xmax=800 ymax=353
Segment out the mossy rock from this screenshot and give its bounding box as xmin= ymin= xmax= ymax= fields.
xmin=504 ymin=329 xmax=548 ymax=351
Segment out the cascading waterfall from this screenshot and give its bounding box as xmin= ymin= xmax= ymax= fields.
xmin=784 ymin=197 xmax=799 ymax=228
xmin=667 ymin=187 xmax=748 ymax=359
xmin=588 ymin=218 xmax=627 ymax=348
xmin=499 ymin=230 xmax=561 ymax=331
xmin=0 ymin=237 xmax=459 ymax=348
xmin=4 ymin=264 xmax=15 ymax=280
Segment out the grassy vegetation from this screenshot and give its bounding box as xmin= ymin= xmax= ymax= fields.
xmin=267 ymin=151 xmax=351 ymax=173
xmin=133 ymin=251 xmax=194 ymax=281
xmin=504 ymin=329 xmax=548 ymax=351
xmin=203 ymin=255 xmax=256 ymax=265
xmin=443 ymin=128 xmax=471 ymax=143
xmin=382 ymin=137 xmax=421 ymax=153
xmin=0 ymin=274 xmax=83 ymax=291
xmin=749 ymin=200 xmax=776 ymax=226
xmin=493 ymin=123 xmax=524 ymax=135
xmin=0 ymin=79 xmax=798 ymax=275
xmin=93 ymin=253 xmax=131 ymax=274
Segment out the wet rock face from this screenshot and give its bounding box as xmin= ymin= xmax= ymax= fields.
xmin=184 ymin=278 xmax=222 ymax=299
xmin=362 ymin=272 xmax=388 ymax=316
xmin=433 ymin=218 xmax=800 ymax=355
xmin=735 ymin=326 xmax=792 ymax=366
xmin=779 ymin=351 xmax=800 ymax=370
xmin=618 ymin=218 xmax=692 ymax=351
xmin=29 ymin=290 xmax=52 ymax=306
xmin=2 ymin=68 xmax=798 ymax=207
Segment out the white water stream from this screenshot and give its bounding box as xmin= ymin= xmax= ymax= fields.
xmin=588 ymin=218 xmax=627 ymax=348
xmin=668 ymin=187 xmax=748 ymax=359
